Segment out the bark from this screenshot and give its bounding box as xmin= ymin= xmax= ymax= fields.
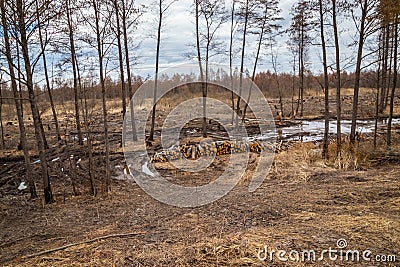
xmin=229 ymin=0 xmax=236 ymax=124
xmin=385 ymin=30 xmax=393 ymax=110
xmin=332 ymin=0 xmax=341 ymax=155
xmin=35 ymin=0 xmax=61 ymax=141
xmin=374 ymin=33 xmax=382 ymax=150
xmin=113 ymin=0 xmax=127 ymax=120
xmin=350 ymin=0 xmax=368 ymax=143
xmin=0 ymin=84 xmax=4 ymax=148
xmin=149 ymin=0 xmax=163 ymax=141
xmin=0 ymin=10 xmax=37 ymax=196
xmin=66 ymin=0 xmax=83 ymax=145
xmin=242 ymin=4 xmax=268 ymax=121
xmin=195 ymin=0 xmax=206 ymax=137
xmin=299 ymin=28 xmax=305 ymax=117
xmin=291 ymin=54 xmax=296 ymax=117
xmin=17 ymin=0 xmax=53 ymax=200
xmin=319 ymin=0 xmax=329 ymax=159
xmin=236 ymin=0 xmax=249 ymax=127
xmin=92 ymin=0 xmax=111 ymax=191
xmin=121 ymin=0 xmax=137 ymax=141
xmin=82 ymin=85 xmax=96 ymax=195
xmin=379 ymin=25 xmax=389 ymax=113
xmin=16 ymin=42 xmax=24 ymax=119
xmin=76 ymin=59 xmax=96 ymax=195
xmin=387 ymin=16 xmax=398 ymax=147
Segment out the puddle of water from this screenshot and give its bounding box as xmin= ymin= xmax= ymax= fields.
xmin=269 ymin=118 xmax=399 ymax=142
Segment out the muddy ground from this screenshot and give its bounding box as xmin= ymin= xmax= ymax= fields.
xmin=0 ymin=92 xmax=400 ymax=266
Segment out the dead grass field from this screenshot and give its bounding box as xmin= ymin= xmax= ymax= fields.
xmin=1 ymin=140 xmax=399 ymax=266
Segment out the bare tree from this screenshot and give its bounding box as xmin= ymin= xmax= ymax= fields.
xmin=242 ymin=0 xmax=281 ymax=120
xmin=318 ymin=0 xmax=329 ymax=158
xmin=149 ymin=0 xmax=176 ymax=141
xmin=379 ymin=19 xmax=390 ymax=113
xmin=90 ymin=0 xmax=112 ymax=191
xmin=229 ymin=0 xmax=237 ymax=124
xmin=81 ymin=82 xmax=96 ymax=195
xmin=16 ymin=0 xmax=53 ymax=202
xmin=8 ymin=0 xmax=49 ymax=151
xmin=332 ymin=0 xmax=342 ymax=155
xmin=2 ymin=0 xmax=54 ymax=204
xmin=235 ymin=0 xmax=250 ymax=126
xmin=374 ymin=31 xmax=382 ymax=150
xmin=194 ymin=0 xmax=206 ymax=136
xmin=0 ymin=8 xmax=37 ymax=197
xmin=387 ymin=14 xmax=398 ymax=147
xmin=112 ymin=0 xmax=127 ymax=122
xmin=35 ymin=0 xmax=61 ymax=141
xmin=287 ymin=40 xmax=298 ymax=118
xmin=350 ymin=0 xmax=379 ymax=143
xmin=196 ymin=0 xmax=227 ymax=136
xmin=121 ymin=0 xmax=139 ymax=142
xmin=268 ymin=35 xmax=285 ymax=118
xmin=288 ymin=0 xmax=314 ymax=117
xmin=66 ymin=0 xmax=83 ymax=145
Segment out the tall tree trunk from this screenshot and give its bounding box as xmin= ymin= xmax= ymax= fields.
xmin=16 ymin=0 xmax=52 ymax=202
xmin=291 ymin=54 xmax=296 ymax=117
xmin=35 ymin=0 xmax=61 ymax=141
xmin=299 ymin=30 xmax=305 ymax=117
xmin=16 ymin=41 xmax=24 ymax=120
xmin=296 ymin=45 xmax=301 ymax=115
xmin=374 ymin=32 xmax=382 ymax=150
xmin=387 ymin=17 xmax=398 ymax=147
xmin=66 ymin=0 xmax=83 ymax=145
xmin=319 ymin=0 xmax=329 ymax=159
xmin=114 ymin=0 xmax=127 ymax=120
xmin=229 ymin=0 xmax=236 ymax=124
xmin=332 ymin=0 xmax=341 ymax=155
xmin=350 ymin=0 xmax=368 ymax=143
xmin=385 ymin=30 xmax=394 ymax=110
xmin=0 ymin=83 xmax=4 ymax=149
xmin=195 ymin=0 xmax=206 ymax=137
xmin=82 ymin=83 xmax=96 ymax=195
xmin=121 ymin=0 xmax=137 ymax=141
xmin=379 ymin=25 xmax=389 ymax=113
xmin=242 ymin=8 xmax=267 ymax=121
xmin=272 ymin=52 xmax=284 ymax=117
xmin=92 ymin=0 xmax=111 ymax=191
xmin=76 ymin=56 xmax=96 ymax=195
xmin=236 ymin=0 xmax=249 ymax=127
xmin=0 ymin=1 xmax=37 ymax=198
xmin=149 ymin=0 xmax=163 ymax=141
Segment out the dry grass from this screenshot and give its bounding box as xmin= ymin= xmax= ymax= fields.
xmin=305 ymin=88 xmax=375 ymax=98
xmin=1 ymin=140 xmax=400 ymax=266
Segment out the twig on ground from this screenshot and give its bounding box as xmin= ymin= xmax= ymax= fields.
xmin=22 ymin=231 xmax=146 ymax=259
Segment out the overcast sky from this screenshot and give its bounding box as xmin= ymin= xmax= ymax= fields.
xmin=130 ymin=0 xmax=362 ymax=78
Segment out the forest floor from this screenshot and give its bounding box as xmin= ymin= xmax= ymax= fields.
xmin=0 ymin=91 xmax=400 ymax=266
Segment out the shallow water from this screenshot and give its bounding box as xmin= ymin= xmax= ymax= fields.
xmin=271 ymin=118 xmax=400 ymax=142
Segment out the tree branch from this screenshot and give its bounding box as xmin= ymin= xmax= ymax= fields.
xmin=22 ymin=231 xmax=146 ymax=259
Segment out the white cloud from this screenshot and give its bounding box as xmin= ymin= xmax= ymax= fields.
xmin=132 ymin=0 xmax=370 ymax=78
